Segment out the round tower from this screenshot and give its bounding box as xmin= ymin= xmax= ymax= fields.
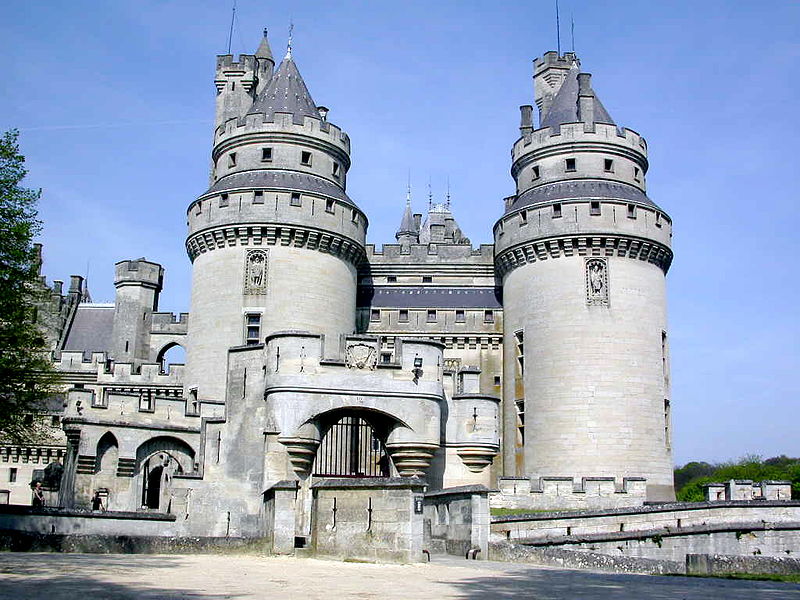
xmin=495 ymin=53 xmax=675 ymax=501
xmin=185 ymin=35 xmax=367 ymax=402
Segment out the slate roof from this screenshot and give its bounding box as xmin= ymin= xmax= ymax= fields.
xmin=541 ymin=64 xmax=615 ymax=129
xmin=248 ymin=56 xmax=320 ymax=124
xmin=509 ymin=180 xmax=659 ymax=213
xmin=396 ymin=201 xmax=417 ymax=236
xmin=62 ymin=304 xmax=114 ymax=358
xmin=255 ymin=31 xmax=273 ymax=60
xmin=207 ymin=170 xmax=356 ymax=206
xmin=358 ymin=287 xmax=502 ymax=309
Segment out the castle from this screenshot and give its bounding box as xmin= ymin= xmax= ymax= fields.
xmin=5 ymin=32 xmax=678 ymax=559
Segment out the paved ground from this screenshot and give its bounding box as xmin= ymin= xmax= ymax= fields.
xmin=0 ymin=553 xmax=799 ymax=599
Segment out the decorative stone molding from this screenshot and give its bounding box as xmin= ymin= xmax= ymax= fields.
xmin=278 ymin=436 xmax=320 ymax=475
xmin=385 ymin=443 xmax=438 ymax=477
xmin=243 ymin=249 xmax=269 ymax=294
xmin=345 ymin=343 xmax=377 ymax=370
xmin=186 ymin=223 xmax=365 ymax=267
xmin=495 ymin=234 xmax=672 ymax=278
xmin=455 ymin=444 xmax=499 ymax=473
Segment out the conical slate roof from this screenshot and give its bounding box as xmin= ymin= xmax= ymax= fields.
xmin=397 ymin=201 xmax=417 ymax=236
xmin=541 ymin=64 xmax=615 ymax=128
xmin=255 ymin=30 xmax=273 ymax=60
xmin=248 ymin=56 xmax=320 ymax=123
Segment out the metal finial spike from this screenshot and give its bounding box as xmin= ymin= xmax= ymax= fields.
xmin=406 ymin=172 xmax=412 ymax=205
xmin=446 ymin=176 xmax=451 ymax=208
xmin=286 ymin=21 xmax=294 ymax=58
xmin=263 ymin=28 xmax=268 ymax=38
xmin=428 ymin=178 xmax=432 ymax=210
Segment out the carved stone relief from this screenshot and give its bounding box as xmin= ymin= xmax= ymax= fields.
xmin=244 ymin=249 xmax=268 ymax=295
xmin=345 ymin=343 xmax=377 ymax=370
xmin=585 ymin=258 xmax=609 ymax=306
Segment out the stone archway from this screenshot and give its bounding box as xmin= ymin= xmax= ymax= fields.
xmin=312 ymin=411 xmax=391 ymax=478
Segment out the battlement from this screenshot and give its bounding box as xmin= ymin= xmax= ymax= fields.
xmin=151 ymin=312 xmax=189 ymax=333
xmin=513 ymin=122 xmax=646 ymax=161
xmin=216 ymin=53 xmax=257 ymax=73
xmin=114 ymin=259 xmax=164 ymax=289
xmin=491 ymin=475 xmax=647 ymax=511
xmin=214 ymin=111 xmax=350 ymax=156
xmin=56 ymin=351 xmax=109 ymax=373
xmin=704 ymin=480 xmax=793 ymax=502
xmin=97 ymin=361 xmax=184 ymax=386
xmin=533 ymin=50 xmax=579 ymax=72
xmin=365 ymin=243 xmax=495 ymax=264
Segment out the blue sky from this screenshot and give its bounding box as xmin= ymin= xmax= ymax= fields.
xmin=2 ymin=1 xmax=798 ymax=466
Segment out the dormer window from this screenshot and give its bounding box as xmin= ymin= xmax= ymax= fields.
xmin=565 ymin=158 xmax=576 ymax=172
xmin=301 ymin=151 xmax=312 ymax=166
xmin=604 ymin=159 xmax=614 ymax=172
xmin=228 ymin=152 xmax=237 ymax=168
xmin=261 ymin=147 xmax=273 ymax=162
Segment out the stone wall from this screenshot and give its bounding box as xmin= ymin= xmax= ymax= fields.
xmin=311 ymin=478 xmax=426 ymax=563
xmin=492 ymin=476 xmax=646 ymax=511
xmin=423 ymin=485 xmax=490 ymax=559
xmin=687 ymin=553 xmax=800 ymax=576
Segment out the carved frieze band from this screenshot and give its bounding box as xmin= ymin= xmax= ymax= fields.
xmin=495 ymin=235 xmax=672 ymax=278
xmin=186 ymin=224 xmax=365 ymax=266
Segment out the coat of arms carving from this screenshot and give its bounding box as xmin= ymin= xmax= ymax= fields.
xmin=345 ymin=343 xmax=377 ymax=370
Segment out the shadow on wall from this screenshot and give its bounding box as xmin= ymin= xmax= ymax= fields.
xmin=444 ymin=566 xmax=800 ymax=599
xmin=0 ymin=554 xmax=240 ymax=600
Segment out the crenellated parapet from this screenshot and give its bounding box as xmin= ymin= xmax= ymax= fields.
xmin=151 ymin=312 xmax=189 ymax=334
xmin=492 ymin=476 xmax=647 ymax=511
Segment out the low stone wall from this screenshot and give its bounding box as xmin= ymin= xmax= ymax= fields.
xmin=311 ymin=478 xmax=426 ymax=563
xmin=0 ymin=505 xmax=178 ymax=537
xmin=489 ymin=540 xmax=681 ymax=574
xmin=687 ymin=553 xmax=800 ymax=576
xmin=423 ymin=485 xmax=490 ymax=559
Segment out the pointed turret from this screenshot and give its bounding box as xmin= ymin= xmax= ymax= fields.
xmin=248 ymin=55 xmax=320 ymax=124
xmin=395 ymin=196 xmax=418 ymax=249
xmin=540 ymin=64 xmax=615 ymax=129
xmin=255 ymin=29 xmax=275 ymax=95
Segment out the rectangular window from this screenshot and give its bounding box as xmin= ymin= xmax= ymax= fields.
xmin=604 ymin=158 xmax=614 ymax=172
xmin=332 ymin=162 xmax=340 ymax=177
xmin=532 ymin=165 xmax=540 ymax=180
xmin=387 ymin=275 xmax=397 ymax=283
xmin=139 ymin=393 xmax=153 ymax=412
xmin=290 ymin=192 xmax=301 ymax=206
xmin=9 ymin=468 xmax=17 ymax=483
xmin=427 ymin=310 xmax=437 ymax=322
xmin=228 ymin=152 xmax=237 ymax=168
xmin=565 ymin=158 xmax=576 ymax=172
xmin=261 ymin=147 xmax=273 ymax=162
xmin=552 ymin=203 xmax=562 ymax=218
xmin=325 ymin=199 xmax=335 ymax=213
xmin=627 ymin=204 xmax=636 ymax=219
xmin=219 ymin=193 xmax=229 ymax=207
xmin=301 ymin=151 xmax=312 ymax=166
xmin=590 ymin=201 xmax=601 ymax=216
xmin=455 ymin=310 xmax=466 ymax=323
xmin=494 ymin=375 xmax=501 ymax=386
xmin=519 ymin=210 xmax=528 ymax=225
xmin=351 ymin=208 xmax=358 ymax=223
xmin=516 ymin=399 xmax=525 ymax=446
xmin=398 ymin=309 xmax=409 ymax=322
xmin=245 ymin=313 xmax=261 ymax=345
xmin=422 ymin=276 xmax=432 ymax=283
xmin=253 ymin=191 xmax=264 ymax=204
xmin=655 ymin=212 xmax=662 ymax=227
xmin=484 ymin=310 xmax=495 ymax=323
xmin=381 ymin=352 xmax=392 ymax=364
xmin=634 ymin=167 xmax=641 ymax=181
xmin=370 ymin=309 xmax=380 ymax=322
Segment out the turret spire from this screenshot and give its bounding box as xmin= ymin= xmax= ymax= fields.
xmin=286 ymin=21 xmax=294 ymax=59
xmin=256 ymin=28 xmax=274 ymax=60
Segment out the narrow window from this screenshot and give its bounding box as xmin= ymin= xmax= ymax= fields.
xmin=655 ymin=212 xmax=662 ymax=227
xmin=351 ymin=208 xmax=358 ymax=223
xmin=261 ymin=147 xmax=273 ymax=162
xmin=332 ymin=162 xmax=340 ymax=177
xmin=381 ymin=352 xmax=392 ymax=364
xmin=532 ymin=165 xmax=540 ymax=180
xmin=493 ymin=375 xmax=501 ymax=386
xmin=634 ymin=167 xmax=641 ymax=181
xmin=398 ymin=309 xmax=409 ymax=322
xmin=427 ymin=310 xmax=436 ymax=322
xmin=455 ymin=310 xmax=466 ymax=323
xmin=301 ymin=151 xmax=312 ymax=166
xmin=219 ymin=193 xmax=229 ymax=207
xmin=515 ymin=330 xmax=524 ymax=375
xmin=9 ymin=468 xmax=17 ymax=483
xmin=604 ymin=158 xmax=614 ymax=172
xmin=552 ymin=203 xmax=562 ymax=218
xmin=290 ymin=192 xmax=301 ymax=206
xmin=325 ymin=199 xmax=335 ymax=213
xmin=228 ymin=152 xmax=237 ymax=168
xmin=387 ymin=275 xmax=397 ymax=283
xmin=245 ymin=313 xmax=261 ymax=345
xmin=422 ymin=276 xmax=432 ymax=283
xmin=370 ymin=309 xmax=381 ymax=322
xmin=516 ymin=399 xmax=525 ymax=446
xmin=484 ymin=310 xmax=495 ymax=323
xmin=590 ymin=201 xmax=601 ymax=216
xmin=254 ymin=191 xmax=264 ymax=204
xmin=627 ymin=204 xmax=636 ymax=219
xmin=519 ymin=210 xmax=528 ymax=225
xmin=565 ymin=158 xmax=576 ymax=172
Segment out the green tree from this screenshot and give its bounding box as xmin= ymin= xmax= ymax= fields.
xmin=0 ymin=129 xmax=60 ymax=442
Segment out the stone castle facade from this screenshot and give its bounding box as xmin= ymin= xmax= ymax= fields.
xmin=5 ymin=33 xmax=675 ymax=551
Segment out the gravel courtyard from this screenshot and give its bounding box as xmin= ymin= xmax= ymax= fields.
xmin=0 ymin=553 xmax=798 ymax=599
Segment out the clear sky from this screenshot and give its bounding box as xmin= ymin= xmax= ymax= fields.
xmin=2 ymin=1 xmax=798 ymax=466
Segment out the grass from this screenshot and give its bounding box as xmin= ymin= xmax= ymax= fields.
xmin=491 ymin=507 xmax=557 ymax=517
